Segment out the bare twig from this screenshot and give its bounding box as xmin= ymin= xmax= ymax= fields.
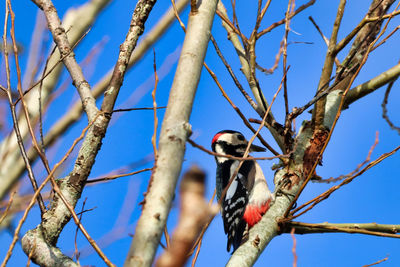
xmin=3 ymin=0 xmax=46 ymax=214
xmin=190 ymin=189 xmax=216 ymax=266
xmin=86 ymin=168 xmax=153 ymax=184
xmin=362 ymin=256 xmax=389 ymax=267
xmin=286 ymin=221 xmax=400 ymax=239
xmin=4 ymin=120 xmax=92 ymax=267
xmin=73 ymin=198 xmax=88 ymax=264
xmin=290 ymin=228 xmax=297 ymax=267
xmin=31 ymin=0 xmax=99 ymax=120
xmin=308 ymin=16 xmax=341 ymax=67
xmin=0 ymin=191 xmax=16 ymax=225
xmin=209 ymin=35 xmax=259 ymax=111
xmin=257 ymin=0 xmax=316 ymax=38
xmin=187 ymin=139 xmax=287 ymax=161
xmin=290 ymin=144 xmax=400 ymax=218
xmin=316 ymin=131 xmax=379 ymax=183
xmin=152 ymin=49 xmax=159 ymax=158
xmin=125 ymin=1 xmax=219 ymax=266
xmin=381 ymin=80 xmax=400 ymax=135
xmin=312 ymin=0 xmax=346 ymax=129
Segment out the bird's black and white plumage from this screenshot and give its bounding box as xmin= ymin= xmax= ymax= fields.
xmin=212 ymin=130 xmax=273 ymax=252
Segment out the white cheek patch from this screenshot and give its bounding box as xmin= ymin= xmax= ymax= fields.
xmin=215 ymin=145 xmax=228 ymax=163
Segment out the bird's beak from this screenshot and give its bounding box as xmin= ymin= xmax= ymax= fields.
xmin=249 ymin=143 xmax=266 ymax=152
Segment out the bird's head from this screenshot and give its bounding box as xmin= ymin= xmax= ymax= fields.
xmin=211 ymin=130 xmax=265 ymax=162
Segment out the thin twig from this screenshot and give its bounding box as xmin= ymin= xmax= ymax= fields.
xmin=0 ymin=191 xmax=16 ymax=225
xmin=362 ymin=256 xmax=389 ymax=267
xmin=187 ymin=139 xmax=287 ymax=161
xmin=316 ymin=131 xmax=379 ymax=183
xmin=209 ymin=35 xmax=258 ymax=111
xmin=203 ymin=63 xmax=281 ymax=156
xmin=287 ymin=221 xmax=400 ymax=239
xmin=86 ymin=168 xmax=153 ymax=184
xmin=25 ymin=241 xmax=36 ymax=267
xmin=290 ymin=227 xmax=297 ymax=267
xmin=308 ymin=16 xmax=341 ymax=66
xmin=73 ymin=198 xmax=88 ymax=264
xmin=189 ymin=189 xmax=216 ymax=266
xmin=290 ymin=144 xmax=400 ymax=218
xmin=190 ymin=68 xmax=288 ymax=264
xmin=3 ymin=0 xmax=46 ymax=214
xmin=257 ymin=0 xmax=316 ymax=39
xmin=382 ymin=80 xmax=400 ymax=135
xmin=151 ymin=49 xmax=159 ymax=158
xmin=112 ymin=106 xmax=166 ymax=113
xmin=372 ymin=25 xmax=400 ymax=51
xmin=2 ymin=118 xmax=93 ymax=267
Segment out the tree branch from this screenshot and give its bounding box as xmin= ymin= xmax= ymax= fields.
xmin=285 ymin=221 xmax=400 ymax=238
xmin=312 ymin=0 xmax=346 ymax=129
xmin=344 ymin=62 xmax=400 ymax=108
xmin=124 ymin=1 xmax=219 ymax=265
xmin=0 ymin=0 xmax=111 ymax=200
xmin=21 ymin=0 xmax=157 ymax=265
xmin=0 ymin=0 xmax=189 ymax=201
xmin=155 ymin=166 xmax=217 ymax=267
xmin=216 ymin=1 xmax=286 ymax=151
xmin=227 ymin=1 xmax=397 ymax=265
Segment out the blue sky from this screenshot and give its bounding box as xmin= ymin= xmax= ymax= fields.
xmin=1 ymin=0 xmax=400 ymax=266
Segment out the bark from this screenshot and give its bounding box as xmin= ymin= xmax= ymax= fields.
xmin=0 ymin=0 xmax=189 ymax=201
xmin=124 ymin=1 xmax=218 ymax=266
xmin=226 ymin=0 xmax=396 ymax=265
xmin=155 ymin=166 xmax=216 ymax=267
xmin=0 ymin=0 xmax=111 ymax=200
xmin=21 ymin=0 xmax=157 ymax=265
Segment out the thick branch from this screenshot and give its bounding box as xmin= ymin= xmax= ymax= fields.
xmin=227 ymin=2 xmax=396 ymax=265
xmin=323 ymin=0 xmax=395 ymax=128
xmin=32 ymin=0 xmax=99 ymax=120
xmin=312 ymin=0 xmax=346 ymax=129
xmin=22 ymin=0 xmax=157 ymax=265
xmin=0 ymin=0 xmax=189 ymax=202
xmin=22 ymin=228 xmax=78 ymax=267
xmin=124 ymin=1 xmax=218 ymax=266
xmin=155 ymin=166 xmax=216 ymax=267
xmin=216 ymin=2 xmax=285 ymax=151
xmin=344 ymin=62 xmax=400 ymax=108
xmin=0 ymin=0 xmax=110 ymax=201
xmin=286 ymin=222 xmax=400 ymax=237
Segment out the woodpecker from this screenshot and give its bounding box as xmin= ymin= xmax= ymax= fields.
xmin=212 ymin=130 xmax=273 ymax=252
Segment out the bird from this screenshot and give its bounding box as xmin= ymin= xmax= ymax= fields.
xmin=211 ymin=130 xmax=273 ymax=252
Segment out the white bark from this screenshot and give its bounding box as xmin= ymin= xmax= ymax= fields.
xmin=0 ymin=0 xmax=189 ymax=201
xmin=227 ymin=125 xmax=312 ymax=266
xmin=124 ymin=1 xmax=218 ymax=266
xmin=0 ymin=0 xmax=111 ymax=200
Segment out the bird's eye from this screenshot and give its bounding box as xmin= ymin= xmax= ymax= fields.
xmin=237 ymin=135 xmax=245 ymax=141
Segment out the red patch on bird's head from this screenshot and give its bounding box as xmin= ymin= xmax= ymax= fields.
xmin=212 ymin=132 xmax=225 ymax=145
